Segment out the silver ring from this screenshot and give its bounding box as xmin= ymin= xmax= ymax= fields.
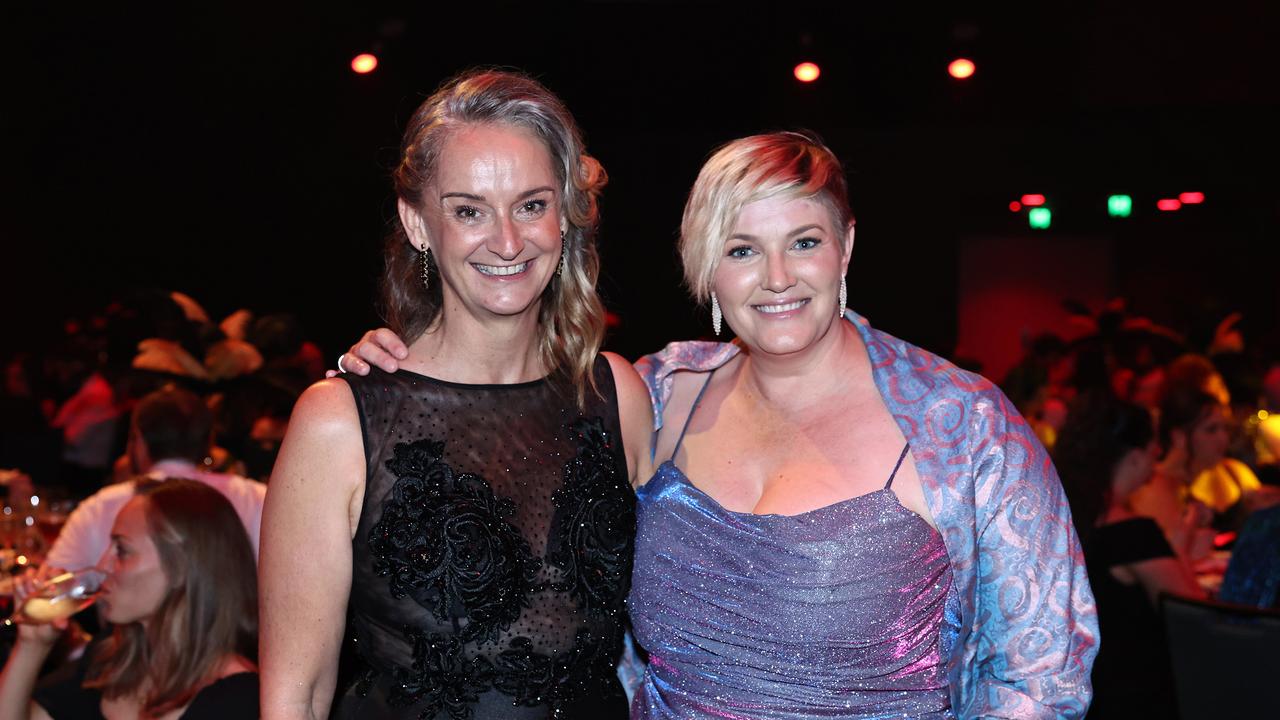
xmin=336 ymin=354 xmax=348 ymax=374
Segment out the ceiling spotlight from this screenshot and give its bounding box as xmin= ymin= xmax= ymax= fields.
xmin=948 ymin=58 xmax=976 ymax=79
xmin=794 ymin=62 xmax=821 ymax=83
xmin=351 ymin=53 xmax=378 ymax=74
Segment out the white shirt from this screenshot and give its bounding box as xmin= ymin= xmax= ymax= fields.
xmin=44 ymin=459 xmax=267 ymax=571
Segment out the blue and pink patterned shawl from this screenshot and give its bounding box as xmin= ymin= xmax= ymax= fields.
xmin=633 ymin=311 xmax=1099 ymax=719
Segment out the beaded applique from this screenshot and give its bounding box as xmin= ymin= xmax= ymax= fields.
xmin=362 ymin=420 xmax=632 ymax=718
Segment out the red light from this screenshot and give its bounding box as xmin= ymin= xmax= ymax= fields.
xmin=794 ymin=62 xmax=821 ymax=82
xmin=1009 ymin=201 xmax=1022 ymax=212
xmin=1020 ymin=194 xmax=1045 ymax=207
xmin=1157 ymin=198 xmax=1182 ymax=211
xmin=948 ymin=58 xmax=976 ymax=79
xmin=351 ymin=53 xmax=378 ymax=74
xmin=1213 ymin=531 xmax=1237 ymax=548
xmin=1179 ymin=191 xmax=1205 ymax=204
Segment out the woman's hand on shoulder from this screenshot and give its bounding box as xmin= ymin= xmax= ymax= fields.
xmin=328 ymin=328 xmax=409 ymax=377
xmin=604 ymin=352 xmax=655 ymax=488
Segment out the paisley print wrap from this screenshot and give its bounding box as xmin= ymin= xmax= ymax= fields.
xmin=633 ymin=311 xmax=1099 ymax=719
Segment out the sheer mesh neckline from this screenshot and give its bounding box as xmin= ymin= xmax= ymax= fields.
xmin=394 ymin=365 xmax=551 ymax=390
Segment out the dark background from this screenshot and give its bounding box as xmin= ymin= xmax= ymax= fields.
xmin=6 ymin=1 xmax=1278 ymax=369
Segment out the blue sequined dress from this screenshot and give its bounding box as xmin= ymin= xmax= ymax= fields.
xmin=628 ymin=378 xmax=954 ymax=719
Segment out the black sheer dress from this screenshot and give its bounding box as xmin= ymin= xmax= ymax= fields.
xmin=333 ymin=359 xmax=636 ymax=720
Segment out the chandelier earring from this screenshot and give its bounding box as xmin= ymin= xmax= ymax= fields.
xmin=711 ymin=292 xmax=722 ymax=336
xmin=558 ymin=230 xmax=568 ymax=277
xmin=420 ymin=245 xmax=432 ymax=291
xmin=837 ymin=276 xmax=847 ymax=319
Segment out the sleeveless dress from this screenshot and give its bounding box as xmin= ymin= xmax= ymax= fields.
xmin=628 ymin=374 xmax=954 ymax=719
xmin=334 ymin=359 xmax=636 ymax=720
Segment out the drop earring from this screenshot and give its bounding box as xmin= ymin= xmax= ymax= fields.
xmin=558 ymin=230 xmax=567 ymax=277
xmin=711 ymin=292 xmax=722 ymax=336
xmin=420 ymin=245 xmax=432 ymax=290
xmin=837 ymin=276 xmax=847 ymax=319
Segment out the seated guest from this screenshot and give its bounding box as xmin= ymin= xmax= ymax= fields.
xmin=1055 ymin=392 xmax=1206 ymax=718
xmin=1218 ymin=504 xmax=1280 ymax=608
xmin=1134 ymin=387 xmax=1272 ymax=549
xmin=0 ymin=480 xmax=260 ymax=718
xmin=44 ymin=385 xmax=266 ymax=573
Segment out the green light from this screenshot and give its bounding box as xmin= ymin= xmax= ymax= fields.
xmin=1028 ymin=207 xmax=1051 ymax=229
xmin=1108 ymin=194 xmax=1132 ymax=218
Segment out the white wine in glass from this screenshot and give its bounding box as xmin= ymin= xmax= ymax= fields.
xmin=6 ymin=568 xmax=107 ymax=625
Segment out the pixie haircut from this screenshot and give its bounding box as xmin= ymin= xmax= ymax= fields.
xmin=679 ymin=131 xmax=855 ymax=304
xmin=384 ymin=68 xmax=608 ymax=405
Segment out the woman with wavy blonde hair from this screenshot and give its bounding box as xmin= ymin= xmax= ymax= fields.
xmin=260 ymin=69 xmax=651 ymax=720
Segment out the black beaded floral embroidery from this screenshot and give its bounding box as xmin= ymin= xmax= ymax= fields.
xmin=384 ymin=630 xmax=492 ymax=719
xmin=549 ymin=418 xmax=636 ymax=612
xmin=360 ymin=414 xmax=634 ymax=719
xmin=368 ymin=439 xmax=540 ymax=644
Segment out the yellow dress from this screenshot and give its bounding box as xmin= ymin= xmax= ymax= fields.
xmin=1188 ymin=458 xmax=1260 ymax=514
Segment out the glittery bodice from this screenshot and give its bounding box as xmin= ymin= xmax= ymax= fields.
xmin=335 ymin=360 xmax=635 ymax=720
xmin=628 ymin=460 xmax=953 ymax=719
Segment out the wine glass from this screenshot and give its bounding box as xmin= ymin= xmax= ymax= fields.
xmin=4 ymin=568 xmax=107 ymax=626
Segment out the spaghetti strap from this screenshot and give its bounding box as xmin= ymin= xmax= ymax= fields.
xmin=670 ymin=371 xmax=716 ymax=461
xmin=884 ymin=443 xmax=911 ymax=489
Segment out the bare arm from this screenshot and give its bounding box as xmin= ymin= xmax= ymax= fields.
xmin=0 ymin=580 xmax=62 ymax=720
xmin=259 ymin=379 xmax=365 ymax=720
xmin=603 ymin=352 xmax=655 ymax=486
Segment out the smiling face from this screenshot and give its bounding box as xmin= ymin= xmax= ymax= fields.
xmin=712 ymin=195 xmax=853 ymax=356
xmin=399 ymin=122 xmax=563 ymax=323
xmin=98 ymin=496 xmax=169 ymax=626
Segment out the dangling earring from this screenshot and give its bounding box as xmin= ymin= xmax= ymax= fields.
xmin=711 ymin=292 xmax=722 ymax=336
xmin=420 ymin=245 xmax=432 ymax=290
xmin=558 ymin=230 xmax=568 ymax=277
xmin=837 ymin=276 xmax=847 ymax=319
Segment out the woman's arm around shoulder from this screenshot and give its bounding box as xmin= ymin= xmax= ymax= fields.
xmin=259 ymin=379 xmax=365 ymax=720
xmin=604 ymin=352 xmax=654 ymax=488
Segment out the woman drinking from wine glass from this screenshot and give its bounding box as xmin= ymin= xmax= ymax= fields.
xmin=0 ymin=479 xmax=260 ymax=719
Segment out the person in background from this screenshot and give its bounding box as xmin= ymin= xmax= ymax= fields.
xmin=1134 ymin=386 xmax=1277 ymax=557
xmin=1055 ymin=392 xmax=1204 ymax=718
xmin=44 ymin=385 xmax=266 ymax=573
xmin=1218 ymin=504 xmax=1280 ymax=608
xmin=0 ymin=479 xmax=260 ymax=719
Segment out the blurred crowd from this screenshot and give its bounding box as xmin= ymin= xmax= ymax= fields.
xmin=1002 ymin=302 xmax=1280 ymax=541
xmin=1000 ymin=300 xmax=1280 ymax=717
xmin=0 ymin=288 xmax=327 ymax=497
